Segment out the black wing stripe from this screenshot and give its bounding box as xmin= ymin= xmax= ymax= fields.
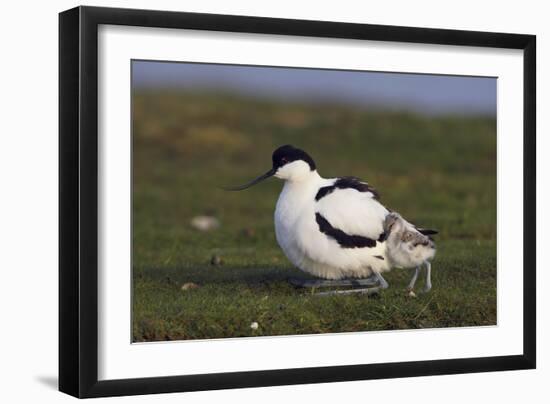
xmin=315 ymin=213 xmax=384 ymax=249
xmin=377 ymin=231 xmax=388 ymax=242
xmin=315 ymin=186 xmax=334 ymax=201
xmin=315 ymin=177 xmax=380 ymax=201
xmin=416 ymin=228 xmax=438 ymax=236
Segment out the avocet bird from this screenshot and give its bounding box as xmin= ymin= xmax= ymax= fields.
xmin=227 ymin=145 xmax=437 ymax=295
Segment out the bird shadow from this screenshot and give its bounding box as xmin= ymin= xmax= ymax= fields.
xmin=138 ymin=264 xmax=311 ymax=287
xmin=35 ymin=375 xmax=58 ymax=390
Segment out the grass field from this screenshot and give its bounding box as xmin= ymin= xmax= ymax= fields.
xmin=132 ymin=90 xmax=497 ymax=342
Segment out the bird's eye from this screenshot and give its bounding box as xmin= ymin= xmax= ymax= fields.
xmin=281 ymin=157 xmax=288 ymax=164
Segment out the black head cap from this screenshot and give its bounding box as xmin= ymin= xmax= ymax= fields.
xmin=224 ymin=145 xmax=316 ymax=191
xmin=272 ymin=145 xmax=316 ymax=171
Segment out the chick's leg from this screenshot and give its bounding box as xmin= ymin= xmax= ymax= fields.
xmin=407 ymin=266 xmax=421 ymax=291
xmin=423 ymin=261 xmax=432 ymax=293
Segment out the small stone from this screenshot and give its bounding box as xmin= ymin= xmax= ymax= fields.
xmin=181 ymin=282 xmax=199 ymax=291
xmin=250 ymin=322 xmax=259 ymax=330
xmin=210 ymin=254 xmax=223 ymax=266
xmin=407 ymin=290 xmax=417 ymax=298
xmin=190 ymin=216 xmax=220 ymax=231
xmin=241 ymin=228 xmax=256 ymax=237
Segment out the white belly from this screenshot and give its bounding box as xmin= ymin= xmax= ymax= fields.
xmin=274 ymin=182 xmax=390 ymax=280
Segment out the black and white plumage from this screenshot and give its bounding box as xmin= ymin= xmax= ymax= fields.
xmin=228 ymin=145 xmax=437 ymax=293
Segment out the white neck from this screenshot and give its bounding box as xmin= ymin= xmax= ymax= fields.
xmin=277 ymin=170 xmax=323 ymax=217
xmin=284 ymin=169 xmax=322 ymax=185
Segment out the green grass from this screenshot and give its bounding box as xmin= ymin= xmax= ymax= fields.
xmin=132 ymin=90 xmax=497 ymax=342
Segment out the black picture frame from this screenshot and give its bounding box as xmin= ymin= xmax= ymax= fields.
xmin=59 ymin=5 xmax=536 ymax=398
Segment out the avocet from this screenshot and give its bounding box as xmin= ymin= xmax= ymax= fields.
xmin=228 ymin=145 xmax=437 ymax=295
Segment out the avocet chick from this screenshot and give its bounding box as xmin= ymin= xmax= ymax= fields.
xmin=384 ymin=212 xmax=437 ymax=293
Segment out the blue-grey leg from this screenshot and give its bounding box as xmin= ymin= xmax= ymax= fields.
xmin=316 ymin=287 xmax=381 ymax=296
xmin=311 ymin=273 xmax=383 ymax=296
xmin=373 ymin=271 xmax=389 ymax=289
xmin=422 ymin=261 xmax=432 ymax=293
xmin=289 ymin=276 xmax=378 ymax=288
xmin=407 ymin=266 xmax=421 ymax=291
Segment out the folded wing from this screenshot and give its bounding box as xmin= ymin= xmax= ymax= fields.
xmin=314 ymin=178 xmax=389 ymax=244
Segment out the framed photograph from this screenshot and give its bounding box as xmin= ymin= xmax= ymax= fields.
xmin=59 ymin=6 xmax=536 ymax=398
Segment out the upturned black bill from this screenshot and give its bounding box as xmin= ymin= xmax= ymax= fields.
xmin=224 ymin=168 xmax=276 ymax=191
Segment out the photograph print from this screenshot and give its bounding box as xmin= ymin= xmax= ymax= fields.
xmin=131 ymin=60 xmax=497 ymax=342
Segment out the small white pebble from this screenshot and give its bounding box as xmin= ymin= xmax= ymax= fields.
xmin=250 ymin=322 xmax=259 ymax=330
xmin=408 ymin=290 xmax=417 ymax=298
xmin=181 ymin=282 xmax=199 ymax=291
xmin=190 ymin=216 xmax=220 ymax=231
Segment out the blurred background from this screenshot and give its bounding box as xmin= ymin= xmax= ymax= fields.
xmin=133 ymin=61 xmax=496 ymax=115
xmin=132 ymin=60 xmax=497 ymax=342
